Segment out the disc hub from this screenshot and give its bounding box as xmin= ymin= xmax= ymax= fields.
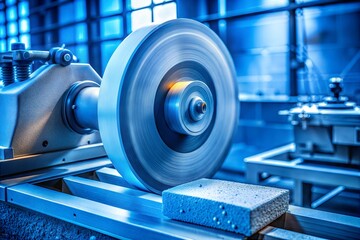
xmin=164 ymin=80 xmax=214 ymax=136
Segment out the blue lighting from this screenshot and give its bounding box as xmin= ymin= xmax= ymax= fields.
xmin=0 ymin=0 xmax=177 ymax=78
xmin=20 ymin=18 xmax=29 ymax=33
xmin=6 ymin=6 xmax=17 ymax=21
xmin=76 ymin=23 xmax=88 ymax=42
xmin=0 ymin=1 xmax=30 ymax=51
xmin=101 ymin=17 xmax=123 ymax=39
xmin=75 ymin=44 xmax=89 ymax=62
xmin=75 ymin=0 xmax=86 ymax=21
xmin=131 ymin=0 xmax=151 ymax=10
xmin=0 ymin=12 xmax=4 ymax=23
xmin=19 ymin=1 xmax=29 ymax=17
xmin=59 ymin=24 xmax=88 ymax=44
xmin=101 ymin=40 xmax=121 ymax=73
xmin=0 ymin=40 xmax=5 ymax=51
xmin=130 ymin=8 xmax=152 ymax=32
xmin=6 ymin=0 xmax=16 ymax=6
xmin=59 ymin=0 xmax=86 ymax=24
xmin=153 ymin=2 xmax=177 ymax=23
xmin=0 ymin=26 xmax=5 ymax=38
xmin=7 ymin=21 xmax=18 ymax=36
xmin=19 ymin=34 xmax=30 ymax=48
xmin=153 ymin=0 xmax=172 ymax=3
xmin=100 ymin=0 xmax=122 ymax=15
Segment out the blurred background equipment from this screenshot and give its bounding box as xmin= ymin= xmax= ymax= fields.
xmin=0 ymin=0 xmax=359 ymax=239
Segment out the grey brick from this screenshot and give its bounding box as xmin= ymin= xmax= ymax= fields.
xmin=162 ymin=178 xmax=289 ymax=236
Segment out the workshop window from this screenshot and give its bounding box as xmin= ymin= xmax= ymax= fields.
xmin=2 ymin=0 xmax=177 ymax=75
xmin=153 ymin=2 xmax=176 ymax=23
xmin=101 ymin=40 xmax=121 ymax=73
xmin=129 ymin=0 xmax=177 ymax=32
xmin=0 ymin=26 xmax=5 ymax=38
xmin=100 ymin=16 xmax=124 ymax=39
xmin=97 ymin=0 xmax=177 ymax=72
xmin=130 ymin=0 xmax=151 ymax=9
xmin=58 ymin=1 xmax=86 ymax=24
xmin=0 ymin=0 xmax=30 ymax=51
xmin=130 ymin=8 xmax=152 ymax=32
xmin=59 ymin=24 xmax=88 ymax=44
xmin=7 ymin=21 xmax=17 ymax=36
xmin=100 ymin=0 xmax=123 ymax=15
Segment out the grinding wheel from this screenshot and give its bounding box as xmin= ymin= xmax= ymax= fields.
xmin=98 ymin=19 xmax=238 ymax=194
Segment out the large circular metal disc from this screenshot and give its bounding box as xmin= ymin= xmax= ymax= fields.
xmin=98 ymin=19 xmax=238 ymax=194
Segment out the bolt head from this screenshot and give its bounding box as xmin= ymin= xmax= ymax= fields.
xmin=63 ymin=53 xmax=72 ymax=62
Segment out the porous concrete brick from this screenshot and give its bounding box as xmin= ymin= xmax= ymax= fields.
xmin=162 ymin=178 xmax=289 ymax=236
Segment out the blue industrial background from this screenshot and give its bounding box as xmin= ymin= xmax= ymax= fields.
xmin=0 ymin=0 xmax=359 ymax=213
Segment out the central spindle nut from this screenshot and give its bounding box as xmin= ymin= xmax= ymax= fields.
xmin=164 ymin=80 xmax=214 ymax=136
xmin=189 ymin=97 xmax=207 ymax=121
xmin=198 ymin=101 xmax=207 ymax=114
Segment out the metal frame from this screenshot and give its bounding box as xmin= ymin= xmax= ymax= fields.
xmin=0 ymin=143 xmax=106 ymax=177
xmin=1 ymin=157 xmax=360 ymax=239
xmin=0 ymin=157 xmax=112 ymax=201
xmin=244 ymin=144 xmax=360 ymax=207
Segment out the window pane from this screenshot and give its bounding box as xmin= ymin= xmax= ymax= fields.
xmin=0 ymin=12 xmax=5 ymax=23
xmin=0 ymin=26 xmax=5 ymax=38
xmin=100 ymin=16 xmax=123 ymax=39
xmin=59 ymin=3 xmax=74 ymax=24
xmin=0 ymin=40 xmax=6 ymax=52
xmin=75 ymin=44 xmax=88 ymax=63
xmin=75 ymin=0 xmax=86 ymax=21
xmin=45 ymin=32 xmax=56 ymax=45
xmin=19 ymin=1 xmax=29 ymax=17
xmin=59 ymin=1 xmax=86 ymax=24
xmin=6 ymin=6 xmax=17 ymax=21
xmin=154 ymin=2 xmax=177 ymax=23
xmin=7 ymin=21 xmax=18 ymax=36
xmin=6 ymin=0 xmax=16 ymax=6
xmin=59 ymin=26 xmax=75 ymax=43
xmin=59 ymin=24 xmax=88 ymax=43
xmin=20 ymin=34 xmax=30 ymax=48
xmin=100 ymin=0 xmax=122 ymax=15
xmin=101 ymin=40 xmax=121 ymax=73
xmin=131 ymin=0 xmax=151 ymax=9
xmin=20 ymin=18 xmax=29 ymax=33
xmin=76 ymin=23 xmax=88 ymax=42
xmin=130 ymin=8 xmax=151 ymax=32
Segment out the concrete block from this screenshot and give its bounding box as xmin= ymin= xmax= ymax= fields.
xmin=162 ymin=178 xmax=289 ymax=236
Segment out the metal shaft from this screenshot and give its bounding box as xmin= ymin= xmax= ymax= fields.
xmin=73 ymin=86 xmax=100 ymax=131
xmin=63 ymin=80 xmax=101 ymax=134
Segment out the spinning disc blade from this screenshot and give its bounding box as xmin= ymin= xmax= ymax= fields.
xmin=98 ymin=19 xmax=238 ymax=194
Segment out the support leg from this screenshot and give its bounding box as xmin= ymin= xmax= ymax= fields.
xmin=293 ymin=180 xmax=312 ymax=207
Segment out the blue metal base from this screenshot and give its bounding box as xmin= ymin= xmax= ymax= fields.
xmin=245 ymin=144 xmax=360 ymax=208
xmin=1 ymin=157 xmax=359 ymax=239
